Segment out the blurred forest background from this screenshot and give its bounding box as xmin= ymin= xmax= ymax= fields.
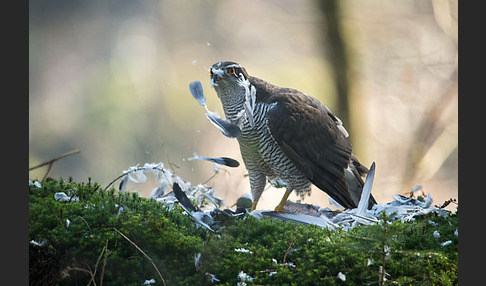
xmin=29 ymin=0 xmax=458 ymax=210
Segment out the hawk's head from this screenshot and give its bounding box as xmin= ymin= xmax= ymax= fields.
xmin=209 ymin=61 xmax=250 ymax=91
xmin=210 ymin=61 xmax=257 ymax=128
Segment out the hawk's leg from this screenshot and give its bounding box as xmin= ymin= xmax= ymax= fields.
xmin=274 ymin=187 xmax=293 ymax=211
xmin=249 ymin=171 xmax=267 ymax=211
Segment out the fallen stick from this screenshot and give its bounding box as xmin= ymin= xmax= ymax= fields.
xmin=113 ymin=228 xmax=167 ymax=286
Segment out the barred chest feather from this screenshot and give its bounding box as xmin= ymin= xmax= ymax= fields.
xmin=235 ymin=102 xmax=274 ymax=171
xmin=231 ymin=101 xmax=311 ymax=195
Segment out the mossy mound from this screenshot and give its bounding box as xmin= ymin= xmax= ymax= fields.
xmin=29 ymin=179 xmax=457 ymax=285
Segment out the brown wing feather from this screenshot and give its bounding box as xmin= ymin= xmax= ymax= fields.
xmin=266 ymin=91 xmax=359 ymax=209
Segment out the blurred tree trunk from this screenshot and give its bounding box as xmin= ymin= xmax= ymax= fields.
xmin=317 ymin=0 xmax=352 ymax=136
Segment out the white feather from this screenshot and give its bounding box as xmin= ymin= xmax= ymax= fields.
xmin=356 ymin=162 xmax=375 ymax=216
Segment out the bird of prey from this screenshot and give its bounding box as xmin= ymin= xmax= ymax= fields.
xmin=208 ymin=61 xmax=376 ymax=211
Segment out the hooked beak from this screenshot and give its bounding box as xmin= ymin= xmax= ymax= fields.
xmin=209 ymin=66 xmax=224 ymax=88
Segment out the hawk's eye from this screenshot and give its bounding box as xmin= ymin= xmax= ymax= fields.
xmin=209 ymin=69 xmax=213 ymax=76
xmin=228 ymin=68 xmax=236 ymax=75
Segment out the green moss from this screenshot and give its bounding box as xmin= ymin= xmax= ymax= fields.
xmin=29 ymin=179 xmax=457 ymax=285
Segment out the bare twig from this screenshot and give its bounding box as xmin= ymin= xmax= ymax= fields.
xmin=201 ymin=167 xmax=231 ymax=186
xmin=379 ymin=215 xmax=388 ymax=286
xmin=79 ymin=216 xmax=93 ymax=236
xmin=201 ymin=172 xmax=218 ymax=185
xmin=100 ymin=239 xmax=109 ymax=286
xmin=103 ymin=173 xmax=128 ymax=191
xmin=113 ymin=228 xmax=167 ymax=286
xmin=69 ymin=266 xmax=95 ymax=277
xmin=87 ymin=241 xmax=108 ymax=286
xmin=41 ymin=199 xmax=65 ymax=228
xmin=29 ymin=149 xmax=81 ymax=180
xmin=283 ymin=237 xmax=296 ymax=264
xmin=85 ymin=264 xmax=97 ymax=286
xmin=166 ymin=154 xmax=179 ymax=174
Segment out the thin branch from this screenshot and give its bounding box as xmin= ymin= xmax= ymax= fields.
xmin=379 ymin=215 xmax=388 ymax=286
xmin=283 ymin=237 xmax=296 ymax=264
xmin=113 ymin=228 xmax=167 ymax=286
xmin=166 ymin=153 xmax=179 ymax=174
xmin=85 ymin=264 xmax=97 ymax=286
xmin=42 ymin=163 xmax=54 ymax=181
xmin=99 ymin=239 xmax=109 ymax=286
xmin=87 ymin=242 xmax=107 ymax=286
xmin=103 ymin=172 xmax=129 ymax=191
xmin=69 ymin=266 xmax=94 ymax=276
xmin=202 ymin=167 xmax=231 ymax=186
xmin=29 ymin=149 xmax=81 ymax=180
xmin=201 ymin=172 xmax=218 ymax=185
xmin=29 ymin=149 xmax=81 ymax=170
xmin=79 ymin=216 xmax=93 ymax=236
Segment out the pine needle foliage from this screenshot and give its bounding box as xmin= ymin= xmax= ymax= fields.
xmin=29 ymin=179 xmax=457 ymax=285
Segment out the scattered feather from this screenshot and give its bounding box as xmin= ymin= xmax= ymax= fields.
xmin=378 ymin=266 xmax=388 ymax=283
xmin=280 ymin=262 xmax=296 ymax=268
xmin=411 ymin=185 xmax=423 ymax=194
xmin=428 ymin=220 xmax=439 ymax=226
xmin=206 ymin=111 xmax=242 ymax=138
xmin=234 ymin=248 xmax=253 ymax=254
xmin=54 ymin=192 xmax=79 ymax=202
xmin=243 ymin=103 xmax=254 ymax=128
xmin=128 ymin=171 xmax=147 ymax=183
xmin=118 ymin=176 xmax=127 ymax=192
xmin=433 ymin=230 xmax=440 ymax=238
xmin=189 ymin=80 xmax=242 ymax=137
xmin=205 ymin=272 xmax=220 ymax=283
xmin=441 ymin=240 xmax=452 ymax=247
xmin=29 ymin=180 xmax=42 ymax=188
xmin=127 ymin=173 xmax=140 ymax=183
xmin=237 ymin=73 xmax=256 ymax=127
xmin=194 ymin=253 xmax=202 ymax=271
xmin=150 ymin=180 xmax=170 ymax=199
xmin=188 ymin=152 xmax=239 ymax=167
xmin=254 ymin=211 xmax=338 ymax=229
xmin=329 ymin=197 xmax=343 ymax=209
xmin=238 ymin=271 xmax=254 ymax=282
xmin=173 ymin=182 xmax=199 ymax=213
xmin=268 ymin=177 xmax=287 ymax=188
xmin=337 ymin=272 xmax=346 ymax=281
xmin=142 ymin=279 xmax=156 ymax=285
xmin=189 ymin=81 xmax=206 ymax=106
xmin=424 ymin=192 xmax=433 ymax=208
xmin=54 ymin=192 xmax=70 ymax=202
xmin=116 ymin=206 xmax=127 ymax=219
xmin=30 ymin=239 xmax=47 ymax=247
xmin=173 ymin=182 xmax=214 ymax=232
xmin=355 ymin=162 xmax=375 ymax=216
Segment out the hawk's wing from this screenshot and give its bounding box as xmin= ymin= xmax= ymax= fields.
xmin=266 ymin=90 xmax=358 ymax=209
